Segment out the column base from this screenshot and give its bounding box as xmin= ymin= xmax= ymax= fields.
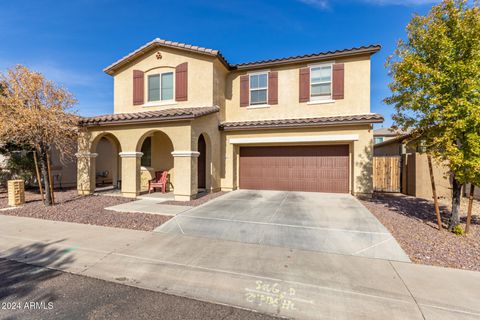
xmin=77 ymin=189 xmax=94 ymax=196
xmin=221 ymin=187 xmax=237 ymax=192
xmin=122 ymin=191 xmax=139 ymax=198
xmin=174 ymin=194 xmax=196 ymax=201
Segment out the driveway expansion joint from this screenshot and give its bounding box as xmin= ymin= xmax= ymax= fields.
xmin=389 ymin=261 xmax=426 ymax=320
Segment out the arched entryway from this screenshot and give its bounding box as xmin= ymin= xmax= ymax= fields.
xmin=136 ymin=130 xmax=174 ymax=193
xmin=197 ymin=134 xmax=207 ymax=190
xmin=91 ymin=134 xmax=122 ymax=190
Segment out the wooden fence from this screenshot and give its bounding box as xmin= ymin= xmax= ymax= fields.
xmin=373 ymin=156 xmax=401 ymax=192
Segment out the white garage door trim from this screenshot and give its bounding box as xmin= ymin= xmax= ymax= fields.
xmin=229 ymin=134 xmax=359 ymax=145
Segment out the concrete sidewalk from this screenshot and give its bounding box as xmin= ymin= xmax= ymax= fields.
xmin=0 ymin=215 xmax=479 ymax=320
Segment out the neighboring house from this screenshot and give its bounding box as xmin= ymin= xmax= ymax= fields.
xmin=77 ymin=38 xmax=383 ymax=201
xmin=373 ymin=127 xmax=408 ymax=145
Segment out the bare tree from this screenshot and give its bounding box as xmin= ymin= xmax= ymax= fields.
xmin=0 ymin=65 xmax=80 ymax=205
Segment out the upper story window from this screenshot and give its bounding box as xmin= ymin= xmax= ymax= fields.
xmin=310 ymin=64 xmax=332 ymax=101
xmin=249 ymin=72 xmax=268 ymax=105
xmin=148 ymin=72 xmax=174 ymax=102
xmin=374 ymin=137 xmax=384 ymax=144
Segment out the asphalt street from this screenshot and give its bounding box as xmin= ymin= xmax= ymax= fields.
xmin=0 ymin=258 xmax=280 ymax=320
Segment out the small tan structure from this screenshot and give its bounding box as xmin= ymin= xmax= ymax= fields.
xmin=8 ymin=179 xmax=25 ymax=206
xmin=77 ymin=38 xmax=384 ymax=201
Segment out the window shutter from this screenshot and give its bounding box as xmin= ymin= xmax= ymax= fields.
xmin=299 ymin=68 xmax=310 ymax=102
xmin=332 ymin=63 xmax=345 ymax=100
xmin=240 ymin=75 xmax=249 ymax=107
xmin=268 ymin=71 xmax=278 ymax=105
xmin=133 ymin=70 xmax=144 ymax=105
xmin=175 ymin=62 xmax=188 ymax=101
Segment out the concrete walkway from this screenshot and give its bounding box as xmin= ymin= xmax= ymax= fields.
xmin=0 ymin=215 xmax=479 ymax=320
xmin=106 ymin=199 xmax=191 ymax=216
xmin=105 ymin=192 xmax=191 ymax=216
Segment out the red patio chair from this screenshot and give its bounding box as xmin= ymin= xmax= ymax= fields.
xmin=148 ymin=171 xmax=168 ymax=194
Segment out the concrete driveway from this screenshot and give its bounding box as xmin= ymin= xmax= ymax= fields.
xmin=155 ymin=190 xmax=410 ymax=262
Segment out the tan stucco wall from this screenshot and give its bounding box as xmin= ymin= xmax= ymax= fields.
xmin=224 ymin=55 xmax=371 ymax=122
xmin=221 ymin=125 xmax=373 ymax=194
xmin=213 ymin=59 xmax=228 ymax=120
xmin=113 ymin=46 xmax=218 ymax=114
xmin=406 ymin=153 xmax=451 ymax=201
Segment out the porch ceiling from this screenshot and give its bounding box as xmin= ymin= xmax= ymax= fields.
xmin=79 ymin=106 xmax=220 ymax=127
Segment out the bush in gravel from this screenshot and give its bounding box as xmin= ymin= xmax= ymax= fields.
xmin=452 ymin=225 xmax=465 ymax=236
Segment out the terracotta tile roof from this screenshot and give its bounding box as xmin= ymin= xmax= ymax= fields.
xmin=231 ymin=45 xmax=381 ymax=70
xmin=219 ymin=114 xmax=384 ymax=131
xmin=104 ymin=38 xmax=229 ymax=75
xmin=104 ymin=38 xmax=381 ymax=75
xmin=80 ymin=106 xmax=220 ymax=126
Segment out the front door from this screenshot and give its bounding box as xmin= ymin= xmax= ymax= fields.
xmin=197 ymin=135 xmax=206 ymax=189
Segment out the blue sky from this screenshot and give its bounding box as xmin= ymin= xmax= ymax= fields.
xmin=0 ymin=0 xmax=439 ymax=127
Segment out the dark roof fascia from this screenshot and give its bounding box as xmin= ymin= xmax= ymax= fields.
xmin=220 ymin=118 xmax=383 ymax=131
xmin=230 ymin=45 xmax=381 ymax=71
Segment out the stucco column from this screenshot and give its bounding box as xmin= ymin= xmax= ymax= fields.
xmin=221 ymin=142 xmax=238 ymax=192
xmin=119 ymin=152 xmax=143 ymax=198
xmin=75 ymin=152 xmax=97 ymax=195
xmin=172 ymin=151 xmax=199 ymax=201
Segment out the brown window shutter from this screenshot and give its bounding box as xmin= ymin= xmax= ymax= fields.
xmin=332 ymin=63 xmax=345 ymax=100
xmin=240 ymin=75 xmax=249 ymax=107
xmin=299 ymin=68 xmax=310 ymax=102
xmin=175 ymin=62 xmax=188 ymax=101
xmin=268 ymin=71 xmax=278 ymax=105
xmin=133 ymin=70 xmax=144 ymax=105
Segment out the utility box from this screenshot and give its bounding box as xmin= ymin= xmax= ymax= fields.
xmin=8 ymin=179 xmax=25 ymax=206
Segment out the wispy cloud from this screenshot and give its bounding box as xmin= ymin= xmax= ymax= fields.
xmin=297 ymin=0 xmax=330 ymax=10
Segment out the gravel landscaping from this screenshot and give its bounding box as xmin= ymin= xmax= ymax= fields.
xmin=162 ymin=191 xmax=228 ymax=207
xmin=0 ymin=189 xmax=172 ymax=231
xmin=359 ymin=193 xmax=480 ymax=271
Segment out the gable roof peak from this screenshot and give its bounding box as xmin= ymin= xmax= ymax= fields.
xmin=103 ymin=37 xmax=227 ymax=75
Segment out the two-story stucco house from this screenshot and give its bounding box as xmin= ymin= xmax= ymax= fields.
xmin=77 ymin=38 xmax=383 ymax=201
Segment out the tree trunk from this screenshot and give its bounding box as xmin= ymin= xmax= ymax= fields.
xmin=449 ymin=174 xmax=462 ymax=230
xmin=427 ymin=155 xmax=442 ymax=230
xmin=33 ymin=151 xmax=45 ymax=204
xmin=38 ymin=145 xmax=52 ymax=206
xmin=466 ymin=184 xmax=475 ymax=234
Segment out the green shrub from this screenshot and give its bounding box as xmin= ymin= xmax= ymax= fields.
xmin=452 ymin=225 xmax=465 ymax=236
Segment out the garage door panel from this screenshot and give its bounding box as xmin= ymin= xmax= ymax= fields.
xmin=239 ymin=145 xmax=349 ymax=193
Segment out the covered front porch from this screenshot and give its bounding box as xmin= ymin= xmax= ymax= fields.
xmin=76 ymin=107 xmax=220 ymax=201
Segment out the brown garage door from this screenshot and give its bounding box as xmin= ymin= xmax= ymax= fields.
xmin=239 ymin=145 xmax=349 ymax=193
